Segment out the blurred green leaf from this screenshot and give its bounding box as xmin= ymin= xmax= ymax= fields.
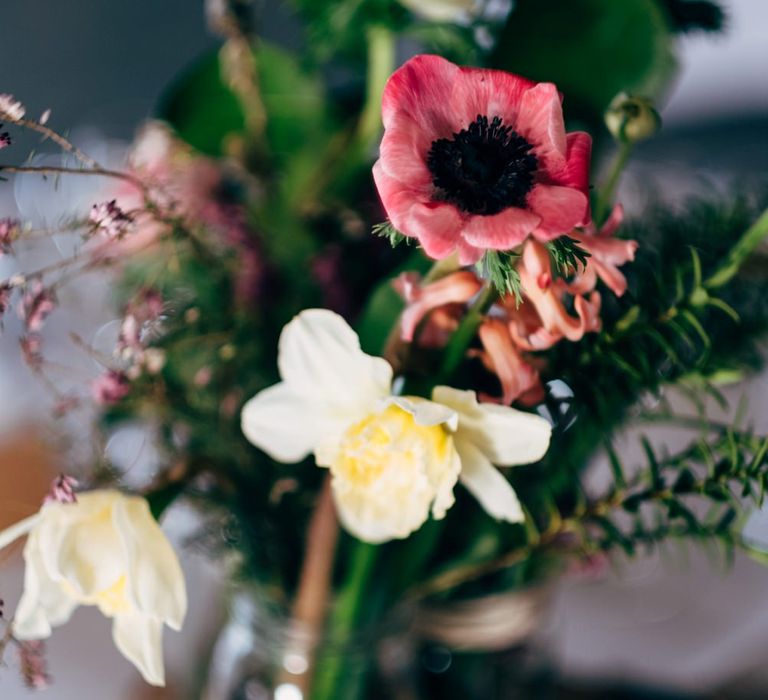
xmin=158 ymin=42 xmax=334 ymax=167
xmin=491 ymin=0 xmax=676 ymax=126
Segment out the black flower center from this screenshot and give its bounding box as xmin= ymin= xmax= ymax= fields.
xmin=427 ymin=115 xmax=538 ymax=216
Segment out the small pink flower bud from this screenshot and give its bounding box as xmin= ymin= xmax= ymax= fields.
xmin=44 ymin=474 xmax=79 ymax=505
xmin=89 ymin=200 xmax=132 ymax=240
xmin=91 ymin=370 xmax=131 ymax=405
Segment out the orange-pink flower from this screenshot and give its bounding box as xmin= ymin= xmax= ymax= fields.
xmin=567 ymin=204 xmax=638 ymax=298
xmin=513 ymin=239 xmax=602 ymax=350
xmin=394 ymin=270 xmax=483 ymax=344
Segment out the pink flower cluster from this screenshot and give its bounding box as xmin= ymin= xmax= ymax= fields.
xmin=89 ymin=200 xmax=132 ymax=240
xmin=97 ymin=123 xmax=266 ymax=305
xmin=90 ymin=288 xmax=167 ymax=405
xmin=0 ymin=218 xmax=19 ymax=256
xmin=44 ymin=474 xmax=79 ymax=505
xmin=396 ymin=205 xmax=637 ymax=405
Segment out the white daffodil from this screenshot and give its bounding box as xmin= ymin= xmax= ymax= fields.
xmin=0 ymin=490 xmax=187 ymax=686
xmin=241 ymin=309 xmax=552 ymax=543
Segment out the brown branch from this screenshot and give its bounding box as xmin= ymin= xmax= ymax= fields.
xmin=278 ymin=476 xmax=339 ymax=694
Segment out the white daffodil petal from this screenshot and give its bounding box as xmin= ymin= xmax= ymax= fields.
xmin=113 ymin=496 xmax=187 ymax=631
xmin=0 ymin=513 xmax=42 ymax=551
xmin=277 ymin=309 xmax=392 ymax=411
xmin=386 ymin=395 xmax=459 ymax=431
xmin=241 ymin=382 xmax=340 ymax=463
xmin=456 ymin=438 xmax=524 ymax=523
xmin=112 ymin=613 xmax=166 ymax=687
xmin=14 ymin=532 xmax=76 ymax=639
xmin=432 ymin=386 xmax=551 ymax=465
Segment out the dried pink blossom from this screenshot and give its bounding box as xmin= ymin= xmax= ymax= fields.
xmin=194 ymin=366 xmax=213 ymax=387
xmin=19 ymin=334 xmax=43 ymax=370
xmin=89 ymin=200 xmax=132 ymax=240
xmin=0 ymin=218 xmax=19 ymax=256
xmin=0 ymin=94 xmax=25 ymax=121
xmin=44 ymin=474 xmax=79 ymax=505
xmin=90 ymin=370 xmax=131 ymax=405
xmin=0 ymin=283 xmax=11 ymax=317
xmin=18 ymin=281 xmax=55 ymax=332
xmin=18 ymin=640 xmax=50 ymax=690
xmin=0 ymin=129 xmax=10 ymax=150
xmin=568 ymin=551 xmax=610 ymax=581
xmin=118 ymin=289 xmax=165 ymax=356
xmin=52 ymin=395 xmax=80 ymax=417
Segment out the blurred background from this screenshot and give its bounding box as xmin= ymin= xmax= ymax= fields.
xmin=0 ymin=0 xmax=766 ymax=697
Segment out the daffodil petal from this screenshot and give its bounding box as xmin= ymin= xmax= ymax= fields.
xmin=113 ymin=495 xmax=187 ymax=630
xmin=241 ymin=382 xmax=343 ymax=463
xmin=40 ymin=499 xmax=126 ymax=598
xmin=112 ymin=613 xmax=165 ymax=687
xmin=456 ymin=438 xmax=524 ymax=523
xmin=432 ymin=386 xmax=551 ymax=465
xmin=385 ymin=395 xmax=458 ymax=430
xmin=277 ymin=309 xmax=393 ymax=412
xmin=14 ymin=531 xmax=76 ymax=639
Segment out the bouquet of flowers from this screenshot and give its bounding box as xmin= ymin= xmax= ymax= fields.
xmin=1 ymin=0 xmax=767 ymax=697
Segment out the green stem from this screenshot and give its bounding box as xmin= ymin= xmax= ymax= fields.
xmin=594 ymin=141 xmax=633 ymax=226
xmin=704 ymin=206 xmax=768 ymax=289
xmin=355 ymin=25 xmax=396 ymax=156
xmin=437 ymin=283 xmax=495 ymax=383
xmin=311 ymin=541 xmax=379 ymax=700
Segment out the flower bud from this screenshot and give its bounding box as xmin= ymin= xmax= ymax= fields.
xmin=397 ymin=0 xmax=477 ymax=23
xmin=605 ymin=93 xmax=661 ymax=143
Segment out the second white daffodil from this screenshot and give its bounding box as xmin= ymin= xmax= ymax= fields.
xmin=241 ymin=309 xmax=551 ymax=543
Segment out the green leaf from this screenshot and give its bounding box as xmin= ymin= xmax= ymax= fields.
xmin=547 ymin=235 xmax=591 ymax=279
xmin=158 ymin=42 xmax=333 ymax=165
xmin=355 ymin=250 xmax=432 ymax=355
xmin=673 ymin=468 xmax=696 ymax=494
xmin=492 ymin=0 xmax=676 ymax=127
xmin=641 ymin=435 xmax=664 ymax=490
xmin=373 ymin=222 xmax=409 ymax=248
xmin=482 ymin=250 xmax=522 ymax=303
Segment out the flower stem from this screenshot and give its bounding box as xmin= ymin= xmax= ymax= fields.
xmin=355 ymin=25 xmax=396 ymax=156
xmin=704 ymin=206 xmax=768 ymax=289
xmin=594 ymin=141 xmax=633 ymax=225
xmin=311 ymin=540 xmax=379 ymax=700
xmin=280 ymin=477 xmax=339 ymax=695
xmin=437 ymin=282 xmax=495 ymax=383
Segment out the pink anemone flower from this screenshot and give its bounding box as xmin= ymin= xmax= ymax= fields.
xmin=373 ymin=55 xmax=592 ymax=265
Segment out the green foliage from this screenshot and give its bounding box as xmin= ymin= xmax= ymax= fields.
xmin=481 ymin=249 xmax=522 ymax=303
xmin=580 ymin=425 xmax=768 ymax=557
xmin=288 ymin=0 xmax=410 ymax=63
xmin=547 ymin=235 xmax=591 ymax=278
xmin=158 ymin=42 xmax=335 ymax=169
xmin=539 ymin=193 xmax=768 ymax=492
xmin=491 ymin=0 xmax=676 ymax=128
xmin=372 ymin=221 xmax=409 ymax=248
xmin=656 ymin=0 xmax=726 ymax=33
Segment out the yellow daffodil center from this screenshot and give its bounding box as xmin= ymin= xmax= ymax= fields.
xmin=327 ymin=402 xmax=462 ymax=542
xmin=333 ymin=404 xmax=452 ymax=488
